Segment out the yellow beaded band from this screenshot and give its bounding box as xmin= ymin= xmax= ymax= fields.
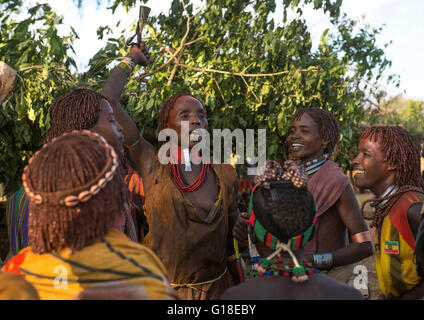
xmin=119 ymin=62 xmax=132 ymax=76
xmin=118 ymin=56 xmax=135 ymax=76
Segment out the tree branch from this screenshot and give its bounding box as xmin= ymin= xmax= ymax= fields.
xmin=135 ymin=0 xmax=192 ymax=80
xmin=167 ymin=49 xmax=184 ymax=86
xmin=174 ymin=63 xmax=320 ymax=78
xmin=19 ymin=64 xmax=77 ymax=86
xmin=135 ymin=0 xmax=319 ymax=83
xmin=184 ymin=35 xmax=207 ymax=46
xmin=212 ymin=76 xmax=225 ymax=102
xmin=241 ymin=75 xmax=260 ymax=102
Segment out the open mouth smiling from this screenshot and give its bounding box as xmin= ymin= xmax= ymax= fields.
xmin=352 ymin=169 xmax=365 ymax=177
xmin=290 ymin=143 xmax=305 ymax=152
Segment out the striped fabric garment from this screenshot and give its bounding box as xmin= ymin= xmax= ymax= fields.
xmin=2 ymin=228 xmax=176 ymax=300
xmin=375 ymin=191 xmax=424 ymax=298
xmin=6 ymin=187 xmax=29 ymax=256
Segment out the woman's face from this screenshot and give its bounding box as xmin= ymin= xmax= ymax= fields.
xmin=91 ymin=99 xmax=125 ymax=155
xmin=286 ymin=113 xmax=327 ymax=162
xmin=167 ymin=95 xmax=208 ymax=148
xmin=352 ymin=137 xmax=394 ymax=196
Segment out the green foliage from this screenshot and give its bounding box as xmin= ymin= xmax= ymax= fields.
xmin=366 ymin=94 xmax=424 ymax=144
xmin=0 ymin=2 xmax=78 ymax=193
xmin=104 ymin=0 xmax=393 ymax=170
xmin=0 ymin=0 xmax=396 ymax=194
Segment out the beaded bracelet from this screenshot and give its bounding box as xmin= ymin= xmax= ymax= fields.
xmin=118 ymin=56 xmax=136 ymax=76
xmin=127 ymin=136 xmax=143 ymax=150
xmin=119 ymin=62 xmax=132 ymax=76
xmin=312 ymin=253 xmax=333 ymax=270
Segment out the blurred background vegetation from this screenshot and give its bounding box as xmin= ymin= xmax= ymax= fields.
xmin=1 ymin=0 xmax=421 ymax=196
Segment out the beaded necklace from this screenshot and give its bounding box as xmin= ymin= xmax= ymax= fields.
xmin=169 ymin=145 xmax=210 ymax=192
xmin=303 ymin=153 xmax=328 ymax=176
xmin=254 ymin=257 xmax=320 ymax=280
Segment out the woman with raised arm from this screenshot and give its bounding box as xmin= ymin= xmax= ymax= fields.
xmin=101 ymin=44 xmax=240 ymax=300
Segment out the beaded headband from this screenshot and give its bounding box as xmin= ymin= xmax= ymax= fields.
xmin=22 ymin=130 xmax=119 ymax=207
xmin=248 ymin=183 xmax=317 ymax=251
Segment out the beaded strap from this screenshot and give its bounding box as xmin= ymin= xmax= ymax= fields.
xmin=118 ymin=56 xmax=135 ymax=76
xmin=22 ymin=130 xmax=119 ymax=207
xmin=248 ymin=184 xmax=317 ymax=251
xmin=254 ymin=257 xmax=320 ymax=282
xmin=249 ymin=204 xmax=316 ymax=251
xmin=126 ymin=136 xmax=142 ymax=150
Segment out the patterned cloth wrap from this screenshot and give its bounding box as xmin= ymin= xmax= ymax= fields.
xmin=2 ymin=228 xmax=177 ymax=300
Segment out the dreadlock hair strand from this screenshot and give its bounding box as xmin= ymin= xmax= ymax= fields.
xmin=46 ymin=88 xmax=110 ymax=142
xmin=25 ymin=132 xmax=126 ymax=254
xmin=46 ymin=87 xmax=128 ymax=169
xmin=359 ymin=125 xmax=424 ymax=230
xmin=361 ymin=125 xmax=424 ymax=189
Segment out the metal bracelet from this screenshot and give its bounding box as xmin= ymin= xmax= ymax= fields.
xmin=351 ymin=231 xmax=372 ymax=243
xmin=313 ymin=253 xmax=333 ymax=270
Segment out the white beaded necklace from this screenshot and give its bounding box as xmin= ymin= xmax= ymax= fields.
xmin=303 ymin=154 xmax=328 ymax=176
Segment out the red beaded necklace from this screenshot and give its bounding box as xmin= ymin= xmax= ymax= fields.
xmin=169 ymin=145 xmax=210 ymax=192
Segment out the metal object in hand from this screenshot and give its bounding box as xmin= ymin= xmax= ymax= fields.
xmin=126 ymin=5 xmax=151 ymax=46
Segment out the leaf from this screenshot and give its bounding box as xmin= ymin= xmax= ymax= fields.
xmin=238 ymin=115 xmax=247 ymax=127
xmin=145 ymin=99 xmax=154 ymax=110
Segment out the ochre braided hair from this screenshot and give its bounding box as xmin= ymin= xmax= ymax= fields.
xmin=45 ymin=87 xmax=128 ymax=168
xmin=25 ymin=131 xmax=126 ymax=254
xmin=158 ymin=93 xmax=201 ymax=135
xmin=46 ymin=88 xmax=110 ymax=142
xmin=293 ymin=108 xmax=340 ymax=155
xmin=360 ymin=125 xmax=424 ymax=229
